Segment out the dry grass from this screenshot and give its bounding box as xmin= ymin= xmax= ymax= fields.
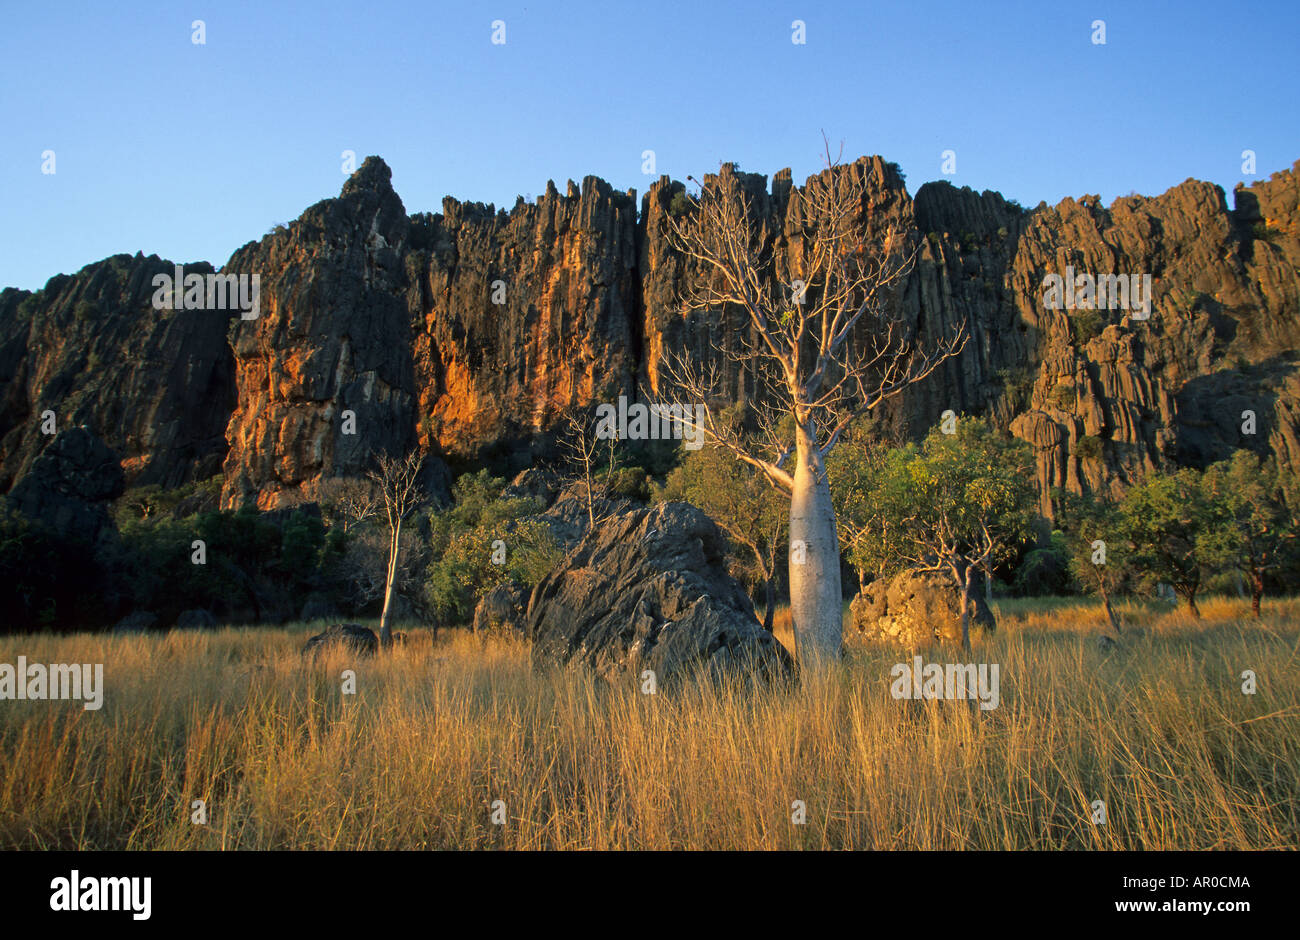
xmin=1 ymin=597 xmax=1297 ymax=850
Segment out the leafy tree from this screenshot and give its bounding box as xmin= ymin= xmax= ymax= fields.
xmin=844 ymin=417 xmax=1037 ymax=649
xmin=1054 ymin=489 xmax=1130 ymax=636
xmin=0 ymin=501 xmax=91 ymax=631
xmin=1009 ymin=530 xmax=1073 ymax=597
xmin=829 ymin=437 xmax=911 ymax=590
xmin=657 ymin=445 xmax=788 ymax=632
xmin=1118 ymin=468 xmax=1232 ymax=618
xmin=1201 ymin=451 xmax=1296 ymax=617
xmin=425 ymin=471 xmax=561 ymax=625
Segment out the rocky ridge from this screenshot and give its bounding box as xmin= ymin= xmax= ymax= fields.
xmin=2 ymin=155 xmax=1297 ymax=515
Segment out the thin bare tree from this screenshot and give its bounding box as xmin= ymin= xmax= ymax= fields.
xmin=656 ymin=140 xmax=967 ymax=666
xmin=319 ymin=476 xmax=381 ymax=534
xmin=367 ymin=450 xmax=424 ymax=648
xmin=557 ymin=407 xmax=616 ymax=528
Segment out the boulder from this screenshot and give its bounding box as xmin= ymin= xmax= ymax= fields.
xmin=851 ymin=568 xmax=995 ymax=646
xmin=174 ymin=608 xmax=217 ymax=630
xmin=472 ymin=583 xmax=526 ymax=635
xmin=538 ymin=485 xmax=638 ymax=550
xmin=527 ymin=501 xmax=793 ymax=684
xmin=301 ymin=623 xmax=378 ymax=657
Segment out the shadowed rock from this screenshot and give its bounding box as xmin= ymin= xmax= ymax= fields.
xmin=473 ymin=583 xmax=526 ymax=635
xmin=8 ymin=427 xmax=124 ymax=542
xmin=301 ymin=622 xmax=378 ymax=657
xmin=526 ymin=501 xmax=794 ymax=684
xmin=113 ymin=611 xmax=158 ymax=633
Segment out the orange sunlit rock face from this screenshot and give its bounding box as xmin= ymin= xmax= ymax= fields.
xmin=4 ymin=156 xmax=1298 ymax=515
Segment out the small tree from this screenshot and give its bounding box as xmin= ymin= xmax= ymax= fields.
xmin=657 ymin=442 xmax=788 ymax=632
xmin=1201 ymin=451 xmax=1295 ymax=617
xmin=1119 ymin=467 xmax=1230 ymax=618
xmin=1054 ymin=488 xmax=1129 ymax=637
xmin=319 ymin=476 xmax=381 ymax=535
xmin=850 ymin=417 xmax=1037 ymax=649
xmin=367 ymin=450 xmax=425 ymax=648
xmin=424 ymin=470 xmax=561 ymax=625
xmin=828 ymin=421 xmax=911 ymax=592
xmin=557 ymin=407 xmax=618 ymax=528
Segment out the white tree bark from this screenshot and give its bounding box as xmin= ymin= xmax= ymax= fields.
xmin=378 ymin=519 xmax=401 ymax=646
xmin=789 ymin=427 xmax=842 ymax=666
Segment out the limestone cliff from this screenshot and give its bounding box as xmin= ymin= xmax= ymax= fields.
xmin=2 ymin=155 xmax=1296 ymax=516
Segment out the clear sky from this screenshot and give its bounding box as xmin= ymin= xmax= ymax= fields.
xmin=2 ymin=0 xmax=1297 ymax=291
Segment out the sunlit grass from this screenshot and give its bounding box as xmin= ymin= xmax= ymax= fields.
xmin=1 ymin=597 xmax=1296 ymax=849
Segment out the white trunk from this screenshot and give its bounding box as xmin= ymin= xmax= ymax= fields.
xmin=378 ymin=519 xmax=401 ymax=647
xmin=788 ymin=428 xmax=842 ymax=668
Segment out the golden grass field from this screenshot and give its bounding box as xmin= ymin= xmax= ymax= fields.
xmin=1 ymin=595 xmax=1297 ymax=850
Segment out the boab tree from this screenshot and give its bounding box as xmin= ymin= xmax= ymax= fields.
xmin=367 ymin=450 xmax=424 ymax=648
xmin=657 ymin=146 xmax=967 ymax=666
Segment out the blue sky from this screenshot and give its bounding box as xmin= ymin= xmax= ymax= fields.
xmin=2 ymin=0 xmax=1297 ymax=291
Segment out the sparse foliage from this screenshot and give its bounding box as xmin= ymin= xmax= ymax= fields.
xmin=1055 ymin=488 xmax=1130 ymax=636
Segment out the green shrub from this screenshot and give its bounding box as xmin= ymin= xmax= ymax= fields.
xmin=424 ymin=470 xmax=561 ymax=625
xmin=1046 ymin=383 xmax=1075 ymax=412
xmin=16 ymin=294 xmax=42 ymax=322
xmin=1070 ymin=309 xmax=1104 ymax=344
xmin=1251 ymin=221 xmax=1279 ymax=243
xmin=1075 ymin=434 xmax=1104 ymax=461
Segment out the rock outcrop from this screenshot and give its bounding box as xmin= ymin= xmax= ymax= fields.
xmin=472 ymin=583 xmax=526 ymax=635
xmin=4 ymin=155 xmax=1298 ymax=516
xmin=221 ymin=158 xmax=422 ymax=509
xmin=301 ymin=622 xmax=379 ymax=657
xmin=526 ymin=502 xmax=794 ymax=683
xmin=7 ymin=426 xmax=125 ymax=542
xmin=851 ymin=568 xmax=996 ymax=646
xmin=408 ymin=176 xmax=641 ymax=466
xmin=0 ymin=254 xmax=236 ymax=492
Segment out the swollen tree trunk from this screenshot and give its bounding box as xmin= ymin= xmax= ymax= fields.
xmin=378 ymin=518 xmax=402 ymax=648
xmin=788 ymin=427 xmax=842 ymax=668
